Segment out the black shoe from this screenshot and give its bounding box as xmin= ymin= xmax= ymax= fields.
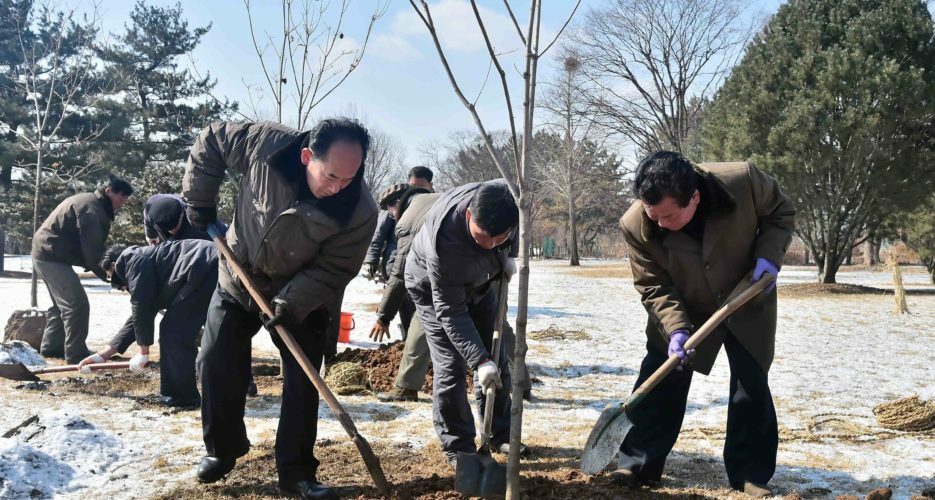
xmin=41 ymin=349 xmax=64 ymax=359
xmin=196 ymin=456 xmax=236 ymax=483
xmin=159 ymin=396 xmax=200 ymax=408
xmin=376 ymin=387 xmax=418 ymax=402
xmin=522 ymin=389 xmax=532 ymax=401
xmin=246 ymin=380 xmax=258 ymax=397
xmin=609 ymin=468 xmax=640 ymax=487
xmin=279 ymin=479 xmax=338 ymax=499
xmin=492 ymin=441 xmax=531 ymax=458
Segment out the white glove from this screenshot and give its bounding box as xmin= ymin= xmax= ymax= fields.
xmin=504 ymin=257 xmax=517 ymax=281
xmin=129 ymin=354 xmax=149 ymax=373
xmin=477 ymin=360 xmax=502 ymax=391
xmin=78 ymin=353 xmax=106 ymax=375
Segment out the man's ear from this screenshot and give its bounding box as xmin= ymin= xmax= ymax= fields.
xmin=300 ymin=148 xmax=314 ymax=166
xmin=466 ymin=207 xmax=472 ymax=223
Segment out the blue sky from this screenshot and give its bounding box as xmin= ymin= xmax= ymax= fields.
xmin=91 ymin=0 xmax=786 ymax=164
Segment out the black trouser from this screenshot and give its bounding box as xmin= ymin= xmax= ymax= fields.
xmin=412 ymin=287 xmax=512 ymax=453
xmin=157 ymin=277 xmax=215 ymax=401
xmin=617 ymin=333 xmax=777 ymax=487
xmin=199 ymin=285 xmax=328 ymax=483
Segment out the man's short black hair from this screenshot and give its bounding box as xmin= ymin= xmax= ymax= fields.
xmin=633 ymin=151 xmax=698 ymax=207
xmin=100 ymin=244 xmax=128 ymax=288
xmin=408 ymin=166 xmax=433 ymax=182
xmin=105 ymin=174 xmax=134 ymax=196
xmin=306 ymin=117 xmax=371 ymax=168
xmin=468 ymin=181 xmax=518 ymax=237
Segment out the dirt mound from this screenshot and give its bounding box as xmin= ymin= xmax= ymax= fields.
xmin=330 ymin=342 xmax=472 ymax=394
xmin=779 ymin=283 xmax=889 ymax=297
xmin=4 ymin=309 xmax=47 ymax=350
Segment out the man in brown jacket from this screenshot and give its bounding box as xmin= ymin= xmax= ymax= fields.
xmin=183 ymin=119 xmax=377 ymax=500
xmin=615 ymin=152 xmax=795 ymax=497
xmin=32 ymin=175 xmax=133 ymax=363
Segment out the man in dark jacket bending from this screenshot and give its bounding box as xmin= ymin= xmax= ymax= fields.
xmin=404 ymin=180 xmax=529 ymax=466
xmin=183 ymin=118 xmax=377 ymax=500
xmin=78 ymin=240 xmax=218 ymax=407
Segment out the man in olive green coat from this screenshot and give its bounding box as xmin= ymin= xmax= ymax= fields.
xmin=183 ymin=119 xmax=377 ymax=500
xmin=615 ymin=151 xmax=795 ymax=498
xmin=32 ymin=175 xmax=133 ymax=363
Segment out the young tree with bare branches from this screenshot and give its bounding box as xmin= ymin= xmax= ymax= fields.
xmin=408 ymin=1 xmax=580 ymax=496
xmin=242 ymin=0 xmax=388 ymax=129
xmin=572 ymin=0 xmax=749 ymax=154
xmin=2 ymin=1 xmax=110 ymax=306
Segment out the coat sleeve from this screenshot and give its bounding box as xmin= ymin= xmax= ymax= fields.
xmin=375 ymin=223 xmax=416 ymax=324
xmin=77 ymin=206 xmax=110 ymax=277
xmin=365 ymin=211 xmax=392 ymax=265
xmin=429 ymin=253 xmax=489 ymax=369
xmin=622 ymin=220 xmax=693 ymax=339
xmin=276 ymin=212 xmax=378 ymax=323
xmin=143 ymin=205 xmax=158 ymax=240
xmin=182 ymin=122 xmax=256 ymax=209
xmin=108 ymin=315 xmax=137 ymax=354
xmin=126 ymin=259 xmax=159 ymax=346
xmin=747 ymin=164 xmax=796 ymax=268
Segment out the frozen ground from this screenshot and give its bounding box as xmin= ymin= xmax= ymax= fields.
xmin=0 ymin=258 xmax=933 ymax=499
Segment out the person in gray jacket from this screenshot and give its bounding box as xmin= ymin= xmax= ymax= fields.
xmin=78 ymin=240 xmax=218 ymax=408
xmin=404 ymin=180 xmax=530 ymax=465
xmin=31 ymin=175 xmax=133 ymax=363
xmin=183 ymin=118 xmax=377 ymax=500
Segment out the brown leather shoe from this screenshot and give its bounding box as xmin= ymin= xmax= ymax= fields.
xmin=608 ymin=468 xmax=640 ymax=487
xmin=376 ymin=387 xmax=418 ymax=402
xmin=742 ymin=481 xmax=773 ymax=497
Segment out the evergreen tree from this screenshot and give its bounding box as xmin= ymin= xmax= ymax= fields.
xmin=702 ymin=0 xmax=935 ymax=283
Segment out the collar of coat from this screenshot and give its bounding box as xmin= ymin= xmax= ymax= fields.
xmin=640 ymin=165 xmax=738 ymax=242
xmin=266 ymin=130 xmax=365 ymax=227
xmin=94 ymin=188 xmax=116 ymax=220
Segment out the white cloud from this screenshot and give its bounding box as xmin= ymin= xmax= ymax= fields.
xmin=390 ymin=0 xmax=525 ymax=55
xmin=369 ymin=33 xmax=423 ymax=63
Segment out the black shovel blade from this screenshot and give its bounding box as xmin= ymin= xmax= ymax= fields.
xmin=0 ymin=362 xmax=41 ymax=382
xmin=454 ymin=451 xmax=506 ymax=497
xmin=581 ymin=403 xmax=634 ymax=475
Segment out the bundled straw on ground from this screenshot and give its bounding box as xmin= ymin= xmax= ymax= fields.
xmin=873 ymin=396 xmax=935 ymax=432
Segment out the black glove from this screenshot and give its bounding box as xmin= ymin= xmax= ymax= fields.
xmin=261 ymin=299 xmax=292 ymax=331
xmin=187 ymin=206 xmax=217 ymax=231
xmin=363 ymin=262 xmax=378 ymax=280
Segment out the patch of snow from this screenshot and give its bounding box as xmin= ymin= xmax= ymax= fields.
xmin=0 ymin=410 xmax=122 ymax=498
xmin=0 ymin=340 xmax=46 ymax=366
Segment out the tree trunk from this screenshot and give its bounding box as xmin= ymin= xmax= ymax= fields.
xmin=862 ymin=239 xmax=873 ymax=265
xmin=30 ymin=146 xmax=42 ymax=308
xmin=870 ymin=238 xmax=881 ymax=265
xmin=507 ymin=188 xmax=531 ymax=499
xmin=803 ymin=246 xmax=810 ymax=265
xmin=568 ymin=195 xmax=579 ymax=266
xmin=0 ymin=227 xmax=5 ymax=273
xmin=819 ymin=251 xmax=841 ymax=283
xmin=844 ymin=252 xmax=852 ymax=266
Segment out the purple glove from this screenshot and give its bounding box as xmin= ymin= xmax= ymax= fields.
xmin=753 ymin=257 xmax=778 ymax=293
xmin=667 ymin=329 xmax=695 ymax=370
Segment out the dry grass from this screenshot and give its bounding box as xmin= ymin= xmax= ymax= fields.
xmin=560 ymin=262 xmax=633 ymax=279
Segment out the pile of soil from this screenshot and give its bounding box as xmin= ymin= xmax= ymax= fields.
xmin=3 ymin=309 xmax=48 ymax=350
xmin=779 ymin=283 xmax=889 ymax=297
xmin=329 ymin=342 xmax=472 ymax=394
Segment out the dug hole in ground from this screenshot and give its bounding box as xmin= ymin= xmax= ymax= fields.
xmin=1 ymin=256 xmax=934 ymax=499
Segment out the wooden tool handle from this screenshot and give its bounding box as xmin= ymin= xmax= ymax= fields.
xmin=34 ymin=362 xmax=132 ymax=374
xmin=208 ymin=226 xmax=391 ymax=495
xmin=481 ymin=277 xmax=510 ymax=449
xmin=627 ymin=274 xmax=774 ymax=408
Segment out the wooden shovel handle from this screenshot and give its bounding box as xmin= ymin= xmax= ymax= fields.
xmin=627 ymin=274 xmax=775 ymax=408
xmin=481 ymin=277 xmax=509 ymax=449
xmin=208 ymin=226 xmax=391 ymax=496
xmin=34 ymin=362 xmax=132 ymax=374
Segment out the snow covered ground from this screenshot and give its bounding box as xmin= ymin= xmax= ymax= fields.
xmin=0 ymin=258 xmax=933 ymax=498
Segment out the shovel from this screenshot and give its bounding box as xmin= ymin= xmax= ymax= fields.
xmin=580 ymin=273 xmax=775 ymax=475
xmin=0 ymin=361 xmax=132 ymax=382
xmin=207 ymin=225 xmax=391 ymax=496
xmin=454 ymin=277 xmax=510 ymax=497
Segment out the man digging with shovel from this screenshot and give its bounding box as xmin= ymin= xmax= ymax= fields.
xmin=403 ymin=180 xmax=531 ymax=475
xmin=613 ymin=152 xmax=795 ymax=497
xmin=183 ymin=118 xmax=378 ymax=499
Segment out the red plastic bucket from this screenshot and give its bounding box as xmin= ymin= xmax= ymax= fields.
xmin=338 ymin=312 xmax=355 ymax=343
